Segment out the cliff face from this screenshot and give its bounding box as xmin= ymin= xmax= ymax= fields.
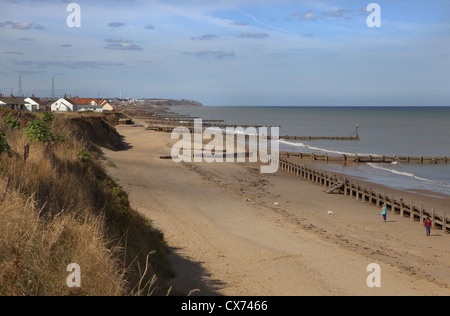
xmin=0 ymin=111 xmax=172 ymax=296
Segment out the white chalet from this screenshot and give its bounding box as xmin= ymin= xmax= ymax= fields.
xmin=51 ymin=97 xmax=77 ymax=112
xmin=24 ymin=95 xmax=44 ymax=112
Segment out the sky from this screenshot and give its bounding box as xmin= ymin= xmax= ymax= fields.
xmin=0 ymin=0 xmax=449 ymax=106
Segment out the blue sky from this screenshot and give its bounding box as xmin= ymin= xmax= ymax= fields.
xmin=0 ymin=0 xmax=449 ymax=106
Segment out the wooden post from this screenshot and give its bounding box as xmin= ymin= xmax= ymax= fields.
xmin=420 ymin=205 xmax=424 ymax=224
xmin=410 ymin=203 xmax=414 ymax=221
xmin=351 ymin=181 xmax=355 ymax=198
xmin=430 ymin=208 xmax=435 ymax=228
xmin=442 ymin=212 xmax=447 ymax=234
xmin=362 ymin=187 xmax=366 ymax=203
xmin=24 ymin=144 xmax=30 ymax=162
xmin=400 ymin=199 xmax=404 ymax=218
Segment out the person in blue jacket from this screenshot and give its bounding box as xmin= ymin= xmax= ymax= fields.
xmin=380 ymin=204 xmax=387 ymax=222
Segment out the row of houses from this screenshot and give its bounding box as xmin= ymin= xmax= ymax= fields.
xmin=51 ymin=95 xmax=115 ymax=112
xmin=0 ymin=93 xmax=117 ymax=113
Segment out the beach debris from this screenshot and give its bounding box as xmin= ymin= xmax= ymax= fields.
xmin=327 ymin=210 xmax=335 ymax=216
xmin=244 ymin=198 xmax=250 ymax=202
xmin=274 ymin=202 xmax=279 ymax=206
xmin=160 ymin=155 xmax=178 ymax=160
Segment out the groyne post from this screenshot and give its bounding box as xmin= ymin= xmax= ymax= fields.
xmin=443 ymin=212 xmax=447 ymax=234
xmin=420 ymin=205 xmax=424 ymax=224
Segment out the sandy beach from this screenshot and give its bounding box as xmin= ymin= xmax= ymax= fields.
xmin=103 ymin=124 xmax=450 ymax=296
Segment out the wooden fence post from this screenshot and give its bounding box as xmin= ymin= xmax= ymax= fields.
xmin=24 ymin=144 xmax=30 ymax=162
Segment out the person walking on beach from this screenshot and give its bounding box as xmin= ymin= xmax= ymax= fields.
xmin=380 ymin=204 xmax=387 ymax=222
xmin=424 ymin=217 xmax=432 ymax=236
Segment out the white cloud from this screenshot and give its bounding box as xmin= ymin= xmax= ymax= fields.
xmin=238 ymin=32 xmax=269 ymax=39
xmin=184 ymin=51 xmax=235 ymax=59
xmin=299 ymin=10 xmax=317 ymax=21
xmin=104 ymin=37 xmax=143 ymax=50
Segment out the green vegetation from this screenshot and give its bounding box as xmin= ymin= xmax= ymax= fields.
xmin=42 ymin=111 xmax=55 ymax=125
xmin=23 ymin=120 xmax=55 ymax=143
xmin=0 ymin=129 xmax=11 ymax=157
xmin=77 ymin=149 xmax=91 ymax=161
xmin=4 ymin=115 xmax=20 ymax=130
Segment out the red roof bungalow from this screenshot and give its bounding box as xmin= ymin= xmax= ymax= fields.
xmin=71 ymin=97 xmax=99 ymax=105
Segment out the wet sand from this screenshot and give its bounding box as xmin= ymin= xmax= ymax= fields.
xmin=102 ymin=124 xmax=450 ymax=296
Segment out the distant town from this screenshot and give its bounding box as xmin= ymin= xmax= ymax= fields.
xmin=0 ymin=92 xmax=202 ymax=113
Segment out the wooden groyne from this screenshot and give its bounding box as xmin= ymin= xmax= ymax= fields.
xmin=139 ymin=112 xmax=364 ymax=141
xmin=278 ymin=136 xmax=360 ymax=141
xmin=146 ymin=123 xmax=265 ymax=132
xmin=146 ymin=123 xmax=364 ymax=141
xmin=258 ymin=153 xmax=450 ymax=233
xmin=281 ymin=152 xmax=450 ymax=164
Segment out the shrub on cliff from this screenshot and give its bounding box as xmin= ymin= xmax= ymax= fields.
xmin=0 ymin=129 xmax=11 ymax=157
xmin=23 ymin=120 xmax=55 ymax=143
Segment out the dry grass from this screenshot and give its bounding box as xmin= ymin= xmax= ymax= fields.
xmin=0 ymin=111 xmax=172 ymax=296
xmin=0 ymin=191 xmax=127 ymax=296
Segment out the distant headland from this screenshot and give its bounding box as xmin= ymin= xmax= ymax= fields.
xmin=135 ymin=99 xmax=203 ymax=107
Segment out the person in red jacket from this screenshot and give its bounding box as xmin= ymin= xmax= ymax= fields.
xmin=424 ymin=217 xmax=432 ymax=237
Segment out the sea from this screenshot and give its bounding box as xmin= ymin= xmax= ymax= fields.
xmin=172 ymin=106 xmax=450 ymax=198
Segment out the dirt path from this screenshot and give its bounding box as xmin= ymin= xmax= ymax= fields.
xmin=103 ymin=125 xmax=450 ymax=296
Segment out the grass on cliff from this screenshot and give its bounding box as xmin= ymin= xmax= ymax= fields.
xmin=0 ymin=109 xmax=172 ymax=296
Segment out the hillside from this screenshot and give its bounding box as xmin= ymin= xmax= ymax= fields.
xmin=0 ymin=110 xmax=172 ymax=296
